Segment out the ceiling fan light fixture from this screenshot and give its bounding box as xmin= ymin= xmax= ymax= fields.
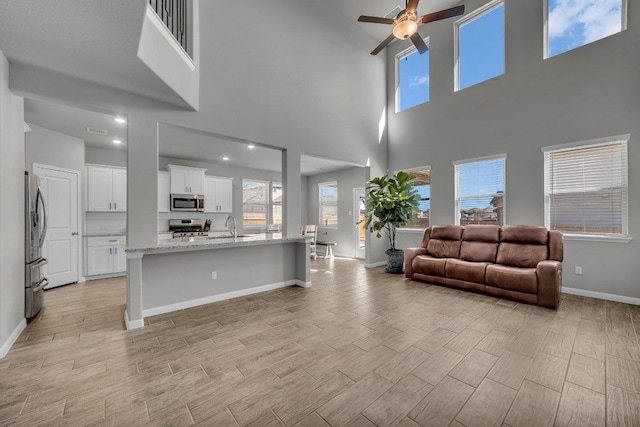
xmin=393 ymin=15 xmax=418 ymax=39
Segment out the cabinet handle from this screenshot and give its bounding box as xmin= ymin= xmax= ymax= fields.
xmin=115 ymin=248 xmax=117 ymax=254
xmin=114 ymin=203 xmax=117 ymax=210
xmin=110 ymin=248 xmax=112 ymax=255
xmin=109 ymin=202 xmax=112 ymax=210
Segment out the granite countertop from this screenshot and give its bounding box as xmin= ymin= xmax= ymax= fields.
xmin=84 ymin=232 xmax=126 ymax=238
xmin=124 ymin=233 xmax=311 ymax=255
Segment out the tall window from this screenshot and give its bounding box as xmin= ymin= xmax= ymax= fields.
xmin=319 ymin=182 xmax=338 ymax=228
xmin=543 ymin=136 xmax=628 ymax=237
xmin=400 ymin=167 xmax=431 ymax=229
xmin=271 ymin=182 xmax=282 ymax=226
xmin=455 ymin=155 xmax=506 ymax=225
xmin=545 ymin=0 xmax=626 ymax=58
xmin=242 ymin=179 xmax=268 ymax=228
xmin=396 ymin=39 xmax=430 ymax=112
xmin=455 ymin=0 xmax=505 ymax=91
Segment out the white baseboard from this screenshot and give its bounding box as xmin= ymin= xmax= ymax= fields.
xmin=142 ymin=280 xmax=302 ymax=318
xmin=563 ymin=287 xmax=640 ymax=306
xmin=365 ymin=261 xmax=387 ymax=268
xmin=86 ymin=272 xmax=126 ymax=281
xmin=0 ymin=318 xmax=27 ymax=359
xmin=124 ymin=310 xmax=144 ymax=330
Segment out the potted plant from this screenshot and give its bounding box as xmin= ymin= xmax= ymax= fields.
xmin=364 ymin=171 xmax=420 ymax=274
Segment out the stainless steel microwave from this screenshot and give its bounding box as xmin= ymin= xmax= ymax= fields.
xmin=170 ymin=194 xmax=205 ymax=212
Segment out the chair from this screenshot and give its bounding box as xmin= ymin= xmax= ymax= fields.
xmin=301 ymin=225 xmax=318 ymax=259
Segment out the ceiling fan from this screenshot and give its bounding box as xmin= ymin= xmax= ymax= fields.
xmin=358 ymin=0 xmax=465 ymax=55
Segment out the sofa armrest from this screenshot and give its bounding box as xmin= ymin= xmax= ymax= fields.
xmin=537 ymin=260 xmax=562 ymax=308
xmin=404 ymin=248 xmax=427 ymax=278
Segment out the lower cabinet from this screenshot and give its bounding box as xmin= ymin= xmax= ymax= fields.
xmin=86 ymin=236 xmax=126 ymax=277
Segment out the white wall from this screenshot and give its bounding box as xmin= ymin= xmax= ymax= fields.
xmin=0 ymin=50 xmax=26 ymax=356
xmin=85 ymin=145 xmax=127 ymax=168
xmin=306 ymin=167 xmax=366 ymax=257
xmin=25 ymin=124 xmax=85 ymax=173
xmin=387 ymin=0 xmax=640 ymax=299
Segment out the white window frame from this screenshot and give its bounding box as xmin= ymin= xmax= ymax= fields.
xmin=271 ymin=181 xmax=282 ymax=226
xmin=454 ymin=0 xmax=505 ymax=92
xmin=397 ymin=166 xmax=432 ymax=232
xmin=454 ymin=153 xmax=507 ymax=226
xmin=242 ymin=178 xmax=270 ymax=229
xmin=543 ymin=0 xmax=628 ymax=59
xmin=395 ymin=37 xmax=430 ymax=113
xmin=319 ymin=181 xmax=338 ymax=229
xmin=542 ymin=135 xmax=630 ymax=242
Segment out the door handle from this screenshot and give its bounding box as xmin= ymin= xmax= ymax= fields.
xmin=71 ymin=232 xmax=78 ymax=236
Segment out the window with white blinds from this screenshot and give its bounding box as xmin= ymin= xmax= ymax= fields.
xmin=543 ymin=136 xmax=629 ymax=237
xmin=454 ymin=155 xmax=506 ymax=226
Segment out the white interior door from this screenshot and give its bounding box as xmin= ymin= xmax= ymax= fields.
xmin=34 ymin=164 xmax=80 ymax=289
xmin=354 ymin=188 xmax=366 ymax=259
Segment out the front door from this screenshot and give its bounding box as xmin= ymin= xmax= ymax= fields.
xmin=353 ymin=188 xmax=366 ymax=259
xmin=34 ymin=164 xmax=80 ymax=289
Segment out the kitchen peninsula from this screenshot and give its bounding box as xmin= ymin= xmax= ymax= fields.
xmin=123 ymin=234 xmax=311 ymax=329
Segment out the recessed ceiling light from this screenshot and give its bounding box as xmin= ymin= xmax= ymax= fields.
xmin=222 ymin=156 xmax=229 ymax=161
xmin=247 ymin=144 xmax=255 ymax=149
xmin=112 ymin=139 xmax=123 ymax=144
xmin=114 ymin=117 xmax=126 ymax=124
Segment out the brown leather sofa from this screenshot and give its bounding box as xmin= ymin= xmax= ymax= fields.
xmin=404 ymin=224 xmax=563 ymax=308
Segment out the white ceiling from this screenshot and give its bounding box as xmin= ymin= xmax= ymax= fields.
xmin=24 ymin=97 xmax=358 ymax=176
xmin=24 ymin=98 xmax=128 ymax=150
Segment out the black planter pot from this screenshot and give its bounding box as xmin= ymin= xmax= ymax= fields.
xmin=385 ymin=249 xmax=404 ymax=274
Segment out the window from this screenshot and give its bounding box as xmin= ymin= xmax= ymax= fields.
xmin=396 ymin=39 xmax=430 ymax=112
xmin=455 ymin=0 xmax=505 ymax=91
xmin=271 ymin=182 xmax=282 ymax=226
xmin=454 ymin=155 xmax=506 ymax=225
xmin=545 ymin=0 xmax=626 ymax=58
xmin=319 ymin=182 xmax=338 ymax=228
xmin=399 ymin=167 xmax=431 ymax=229
xmin=242 ymin=179 xmax=268 ymax=228
xmin=543 ymin=136 xmax=628 ymax=238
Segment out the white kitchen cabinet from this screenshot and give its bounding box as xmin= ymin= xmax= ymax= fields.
xmin=86 ymin=165 xmax=126 ymax=212
xmin=204 ymin=176 xmax=233 ymax=213
xmin=86 ymin=236 xmax=126 ymax=276
xmin=158 ymin=171 xmax=171 ymax=212
xmin=167 ymin=165 xmax=206 ymax=194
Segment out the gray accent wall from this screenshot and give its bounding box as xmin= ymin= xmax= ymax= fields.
xmin=306 ymin=167 xmax=366 ymax=258
xmin=387 ymin=0 xmax=640 ymax=298
xmin=0 ymin=50 xmax=25 ymax=353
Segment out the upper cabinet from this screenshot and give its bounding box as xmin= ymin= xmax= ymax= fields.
xmin=168 ymin=165 xmax=205 ymax=194
xmin=86 ymin=165 xmax=126 ymax=212
xmin=204 ymin=177 xmax=233 ymax=213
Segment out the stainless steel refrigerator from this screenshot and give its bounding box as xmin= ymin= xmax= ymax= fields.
xmin=25 ymin=171 xmax=48 ymax=318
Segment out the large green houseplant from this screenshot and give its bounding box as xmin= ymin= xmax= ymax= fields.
xmin=364 ymin=171 xmax=420 ymax=274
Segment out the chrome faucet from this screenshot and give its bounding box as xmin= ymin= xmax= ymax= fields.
xmin=225 ymin=214 xmax=237 ymax=237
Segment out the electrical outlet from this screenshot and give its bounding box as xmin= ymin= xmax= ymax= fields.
xmin=575 ymin=266 xmax=582 ymax=275
xmin=211 ymin=271 xmax=217 ymax=280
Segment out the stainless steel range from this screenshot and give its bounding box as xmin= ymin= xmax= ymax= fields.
xmin=169 ymin=219 xmax=208 ymax=237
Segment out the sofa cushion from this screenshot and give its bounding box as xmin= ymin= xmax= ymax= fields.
xmin=413 ymin=255 xmax=447 ymax=277
xmin=463 ymin=225 xmax=501 ymax=242
xmin=486 ymin=264 xmax=537 ymax=294
xmin=460 ymin=225 xmax=500 ymax=263
xmin=497 ymin=243 xmax=548 ymax=268
xmin=426 ymin=225 xmax=463 ymax=258
xmin=445 ymin=258 xmax=488 ymax=284
xmin=501 ymin=225 xmax=547 ymax=244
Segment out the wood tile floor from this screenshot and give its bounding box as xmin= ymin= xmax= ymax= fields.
xmin=2 ymin=258 xmax=640 ymax=426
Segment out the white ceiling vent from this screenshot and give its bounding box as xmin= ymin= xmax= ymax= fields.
xmin=87 ymin=127 xmax=108 ymax=136
xmin=384 ymin=6 xmax=403 ymax=19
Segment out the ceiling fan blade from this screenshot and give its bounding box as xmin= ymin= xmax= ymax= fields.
xmin=371 ymin=33 xmax=396 ymax=55
xmin=358 ymin=15 xmax=395 ymax=25
xmin=419 ymin=5 xmax=465 ymax=24
xmin=410 ymin=32 xmax=428 ymax=54
xmin=406 ymin=0 xmax=420 ymax=13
